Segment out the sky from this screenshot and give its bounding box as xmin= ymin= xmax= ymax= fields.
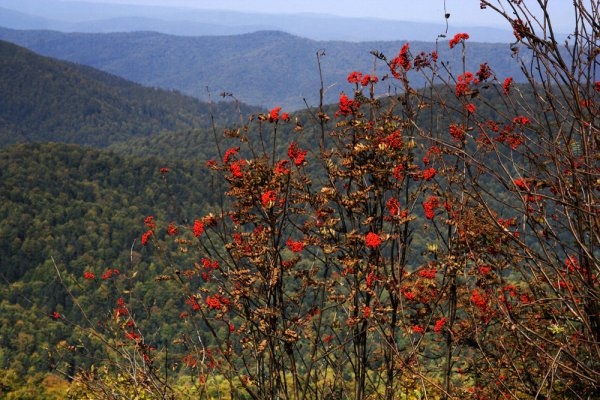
xmin=63 ymin=0 xmax=577 ymax=31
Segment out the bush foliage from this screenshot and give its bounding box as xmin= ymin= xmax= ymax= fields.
xmin=2 ymin=1 xmax=599 ymax=399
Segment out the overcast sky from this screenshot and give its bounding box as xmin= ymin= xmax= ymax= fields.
xmin=63 ymin=0 xmax=577 ymax=31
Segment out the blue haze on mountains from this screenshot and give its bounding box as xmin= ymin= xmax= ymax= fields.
xmin=0 ymin=0 xmax=519 ymax=42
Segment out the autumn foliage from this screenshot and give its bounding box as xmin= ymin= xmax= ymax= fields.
xmin=65 ymin=2 xmax=598 ymax=399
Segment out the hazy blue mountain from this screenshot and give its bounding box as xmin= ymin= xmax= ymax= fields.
xmin=0 ymin=7 xmax=56 ymax=29
xmin=0 ymin=28 xmax=527 ymax=110
xmin=0 ymin=0 xmax=516 ymax=42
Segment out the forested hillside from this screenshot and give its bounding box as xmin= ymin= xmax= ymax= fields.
xmin=0 ymin=39 xmax=260 ymax=147
xmin=0 ymin=142 xmax=224 ymax=397
xmin=0 ymin=43 xmax=246 ymax=397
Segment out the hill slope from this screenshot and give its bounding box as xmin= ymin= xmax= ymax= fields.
xmin=0 ymin=39 xmax=260 ymax=147
xmin=0 ymin=141 xmax=221 ymax=395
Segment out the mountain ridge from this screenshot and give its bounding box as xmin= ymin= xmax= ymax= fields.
xmin=0 ymin=0 xmax=517 ymax=42
xmin=0 ymin=27 xmax=529 ymax=110
xmin=0 ymin=39 xmax=261 ymax=147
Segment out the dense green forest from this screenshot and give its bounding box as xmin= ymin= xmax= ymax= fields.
xmin=0 ymin=142 xmax=224 ymax=397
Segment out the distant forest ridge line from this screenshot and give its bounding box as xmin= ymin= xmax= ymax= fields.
xmin=0 ymin=0 xmax=521 ymax=42
xmin=0 ymin=27 xmax=535 ymax=110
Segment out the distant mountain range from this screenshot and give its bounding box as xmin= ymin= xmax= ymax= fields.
xmin=0 ymin=0 xmax=547 ymax=110
xmin=0 ymin=0 xmax=519 ymax=43
xmin=0 ymin=27 xmax=529 ymax=110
